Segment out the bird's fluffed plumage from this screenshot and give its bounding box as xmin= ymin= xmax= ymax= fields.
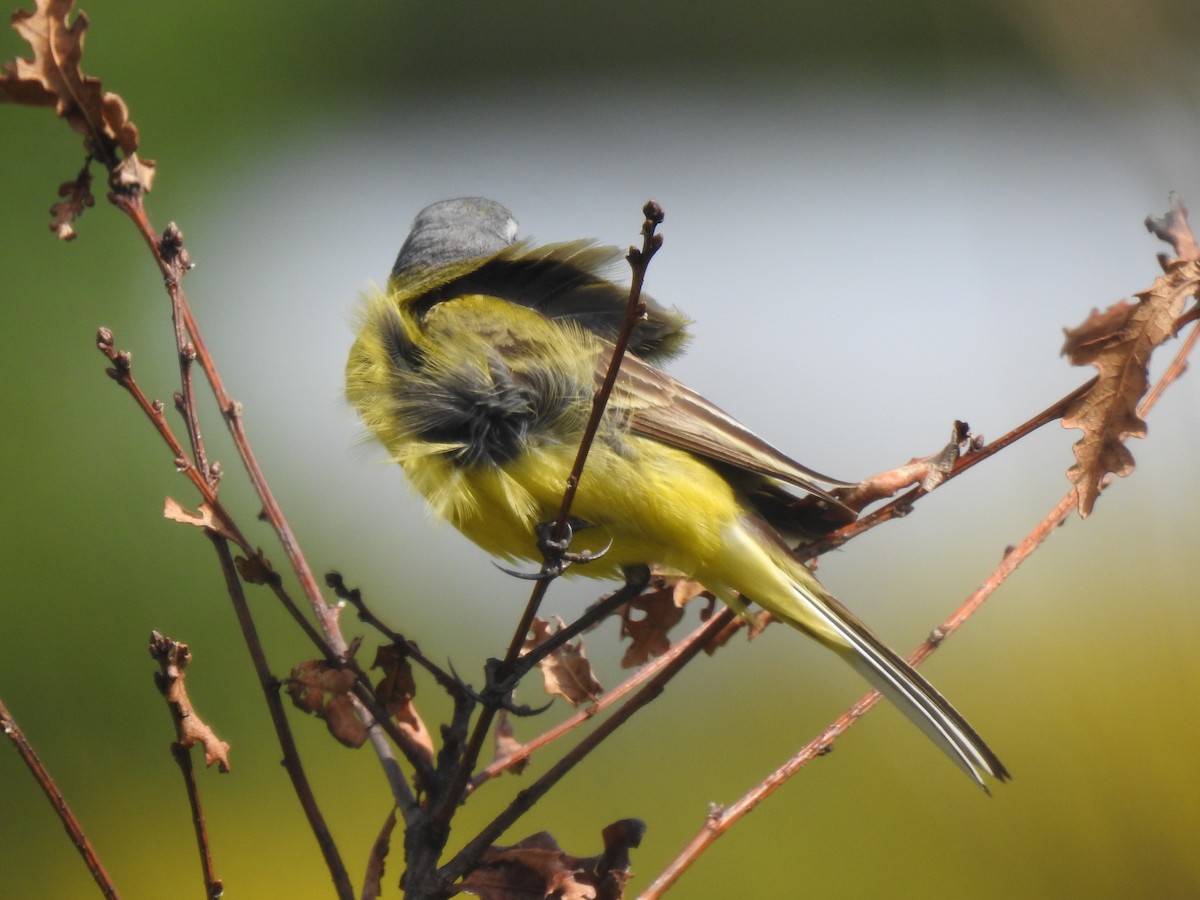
xmin=346 ymin=198 xmax=1008 ymax=786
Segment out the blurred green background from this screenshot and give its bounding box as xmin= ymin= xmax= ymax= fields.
xmin=3 ymin=1 xmax=1200 ymax=897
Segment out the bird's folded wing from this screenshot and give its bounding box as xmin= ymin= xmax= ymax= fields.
xmin=608 ymin=350 xmax=856 ymax=503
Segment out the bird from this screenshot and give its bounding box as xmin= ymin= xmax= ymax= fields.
xmin=345 ymin=197 xmax=1008 ymax=787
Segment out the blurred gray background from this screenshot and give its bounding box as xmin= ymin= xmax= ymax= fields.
xmin=2 ymin=2 xmax=1199 ymax=897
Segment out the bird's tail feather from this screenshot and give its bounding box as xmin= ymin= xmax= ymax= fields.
xmin=800 ymin=586 xmax=1010 ymax=787
xmin=729 ymin=519 xmax=1009 ymax=786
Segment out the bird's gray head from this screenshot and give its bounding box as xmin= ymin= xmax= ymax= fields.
xmin=391 ymin=197 xmax=520 ymax=281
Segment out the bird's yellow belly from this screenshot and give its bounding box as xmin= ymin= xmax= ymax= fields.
xmin=403 ymin=435 xmax=742 ymax=580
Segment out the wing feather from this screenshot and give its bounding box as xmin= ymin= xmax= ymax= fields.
xmin=609 ymin=351 xmax=856 ymax=504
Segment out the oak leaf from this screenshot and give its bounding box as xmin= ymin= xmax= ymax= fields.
xmin=1061 ymin=259 xmax=1197 ymax=515
xmin=1 ymin=0 xmax=155 ymax=236
xmin=523 ymin=617 xmax=603 ymax=706
xmin=1 ymin=0 xmax=140 ymax=155
xmin=618 ymin=567 xmax=710 ymax=667
xmin=458 ymin=823 xmax=643 ymax=900
xmin=286 ymin=659 xmax=367 ymax=748
xmin=619 ymin=587 xmax=685 ymax=668
xmin=49 ymin=164 xmax=93 ymax=240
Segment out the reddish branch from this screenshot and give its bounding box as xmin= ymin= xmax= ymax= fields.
xmin=5 ymin=11 xmax=1197 ymax=893
xmin=0 ymin=697 xmax=122 ymax=899
xmin=641 ymin=303 xmax=1200 ymax=898
xmin=431 ymin=203 xmax=667 ymax=838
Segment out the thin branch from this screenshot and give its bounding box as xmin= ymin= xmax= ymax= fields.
xmin=441 ymin=608 xmax=737 ymax=890
xmin=0 ymin=697 xmax=121 ymax=899
xmin=468 ymin=607 xmax=730 ymax=790
xmin=148 ymin=633 xmax=223 ymax=899
xmin=206 ymin=533 xmax=355 ymax=900
xmin=1144 ymin=314 xmax=1199 ymax=407
xmin=157 ymin=222 xmax=212 ymax=485
xmin=98 ymin=327 xmax=415 ymax=811
xmin=432 ymin=202 xmax=667 ymax=833
xmin=107 ymin=194 xmax=342 ymax=646
xmin=327 ymin=571 xmax=466 ymax=697
xmin=642 ymin=310 xmax=1200 ymax=899
xmin=802 ymin=376 xmax=1098 ymax=560
xmin=641 ymin=488 xmax=1074 ymax=897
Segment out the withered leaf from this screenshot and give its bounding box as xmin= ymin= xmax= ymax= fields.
xmin=459 ymin=833 xmax=593 ymax=900
xmin=373 ymin=644 xmax=434 ymax=764
xmin=111 ymin=151 xmax=155 ymax=192
xmin=619 ymin=587 xmax=686 ymax=668
xmin=458 ymin=824 xmax=642 ymax=900
xmin=235 ymin=552 xmax=278 ymax=586
xmin=1145 ymin=194 xmax=1199 ymax=265
xmin=362 ymin=809 xmax=397 ymax=900
xmin=2 ymin=0 xmax=154 ymax=236
xmin=372 ymin=644 xmax=416 ymax=714
xmin=491 ymin=710 xmax=529 ymax=776
xmin=835 ymin=423 xmax=965 ymax=510
xmin=286 ymin=659 xmax=367 ymax=748
xmin=148 ymin=631 xmax=231 ymax=772
xmin=163 ymin=497 xmax=241 ymax=543
xmin=1060 ymin=259 xmax=1197 ymax=515
xmin=1 ymin=0 xmax=142 ymax=156
xmin=163 ymin=496 xmax=214 ymax=530
xmin=49 ymin=164 xmax=93 ymax=240
xmin=523 ymin=617 xmax=603 ymax=706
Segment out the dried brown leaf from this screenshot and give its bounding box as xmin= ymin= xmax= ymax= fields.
xmin=234 ymin=552 xmax=278 ymax=586
xmin=649 ymin=563 xmax=709 ymax=608
xmin=373 ymin=644 xmax=434 ymax=764
xmin=836 ymin=423 xmax=966 ymax=511
xmin=372 ymin=644 xmax=416 ymax=713
xmin=148 ymin=631 xmax=231 ymax=772
xmin=49 ymin=164 xmax=93 ymax=240
xmin=491 ymin=710 xmax=530 ymax=776
xmin=523 ymin=617 xmax=603 ymax=706
xmin=467 ymin=836 xmax=591 ymax=900
xmin=286 ymin=659 xmax=367 ymax=748
xmin=163 ymin=497 xmax=241 ymax=543
xmin=458 ymin=824 xmax=644 ymax=900
xmin=1145 ymin=194 xmax=1199 ymax=265
xmin=1 ymin=0 xmax=142 ymax=156
xmin=619 ymin=587 xmax=686 ymax=668
xmin=362 ymin=809 xmax=397 ymax=900
xmin=162 ymin=496 xmax=221 ymax=532
xmin=111 ymin=151 xmax=155 ymax=192
xmin=703 ymin=609 xmax=771 ymax=654
xmin=1061 ymin=260 xmax=1197 ymax=515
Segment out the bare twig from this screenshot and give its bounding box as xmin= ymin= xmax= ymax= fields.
xmin=642 ymin=306 xmax=1200 ymax=900
xmin=106 ymin=193 xmax=342 ymax=645
xmin=468 ymin=608 xmax=726 ymax=790
xmin=98 ymin=327 xmax=415 ymax=814
xmin=432 ymin=202 xmax=667 ymax=834
xmin=0 ymin=697 xmax=121 ymax=899
xmin=803 ymin=377 xmax=1097 ymax=560
xmin=207 ymin=533 xmax=355 ymax=900
xmin=441 ymin=608 xmax=737 ymax=891
xmin=148 ymin=633 xmax=224 ymax=899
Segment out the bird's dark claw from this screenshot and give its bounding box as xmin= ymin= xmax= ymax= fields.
xmin=492 ymin=561 xmax=557 ymax=581
xmin=492 ymin=518 xmax=613 ymax=580
xmin=537 ymin=518 xmax=613 ymax=575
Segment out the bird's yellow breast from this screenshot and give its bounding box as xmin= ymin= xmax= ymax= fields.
xmin=349 ymin=290 xmax=744 ymax=578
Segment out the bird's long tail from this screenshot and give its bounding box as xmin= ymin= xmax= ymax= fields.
xmin=725 ymin=520 xmax=1009 ymax=787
